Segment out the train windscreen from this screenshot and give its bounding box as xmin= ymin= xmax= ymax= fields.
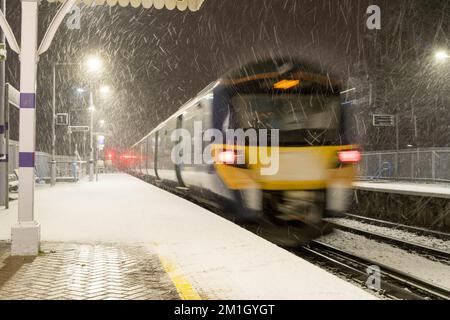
xmin=230 ymin=94 xmax=342 ymax=146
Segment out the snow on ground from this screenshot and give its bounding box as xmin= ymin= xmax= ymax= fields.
xmin=328 ymin=218 xmax=450 ymax=252
xmin=320 ymin=230 xmax=450 ymax=290
xmin=0 ymin=173 xmax=375 ymax=300
xmin=354 ymin=181 xmax=450 ymax=198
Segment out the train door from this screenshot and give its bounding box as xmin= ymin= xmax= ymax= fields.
xmin=144 ymin=136 xmax=148 ymax=176
xmin=146 ymin=133 xmax=156 ymax=177
xmin=157 ymin=119 xmax=178 ymax=182
xmin=139 ymin=143 xmax=144 ymax=175
xmin=154 ymin=131 xmax=161 ymax=180
xmin=175 ymin=115 xmax=187 ymax=188
xmin=179 ymin=101 xmax=210 ymax=189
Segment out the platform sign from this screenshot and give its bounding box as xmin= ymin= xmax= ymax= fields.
xmin=69 ymin=125 xmax=89 ymax=132
xmin=56 ymin=113 xmax=69 ymax=126
xmin=373 ymin=114 xmax=395 ymax=127
xmin=0 ymin=43 xmax=6 ymax=62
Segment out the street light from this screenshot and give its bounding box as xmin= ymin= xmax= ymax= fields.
xmin=85 ymin=54 xmax=103 ymax=182
xmin=88 ymin=87 xmax=96 ymax=182
xmin=76 ymin=87 xmax=85 ymax=93
xmin=87 ymin=84 xmax=111 ymax=182
xmin=51 ymin=62 xmax=80 ymax=186
xmin=435 ymin=50 xmax=449 ymax=63
xmin=85 ymin=55 xmax=102 ymax=74
xmin=99 ymin=85 xmax=110 ymax=95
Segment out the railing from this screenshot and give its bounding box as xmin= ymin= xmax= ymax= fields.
xmin=358 ymin=148 xmax=450 ymax=183
xmin=35 ymin=152 xmax=87 ymax=182
xmin=8 ymin=140 xmax=87 ymax=182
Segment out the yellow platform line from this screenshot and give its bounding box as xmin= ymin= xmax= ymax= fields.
xmin=159 ymin=256 xmax=202 ymax=300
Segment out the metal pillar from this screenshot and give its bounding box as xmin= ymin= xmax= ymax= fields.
xmin=83 ymin=131 xmax=86 ymax=157
xmin=89 ymin=89 xmax=94 ymax=182
xmin=395 ymin=114 xmax=400 ymax=180
xmin=4 ymin=82 xmax=9 ymax=209
xmin=68 ymin=128 xmax=72 ymax=155
xmin=95 ymin=145 xmax=99 ymax=182
xmin=11 ymin=0 xmax=40 ymax=256
xmin=0 ymin=0 xmax=6 ymax=207
xmin=50 ymin=65 xmax=56 ymax=186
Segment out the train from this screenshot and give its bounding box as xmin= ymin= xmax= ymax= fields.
xmin=128 ymin=58 xmax=360 ymax=240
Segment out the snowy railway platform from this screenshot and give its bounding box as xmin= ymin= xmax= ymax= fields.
xmin=0 ymin=174 xmax=375 ymax=300
xmin=354 ymin=181 xmax=450 ymax=199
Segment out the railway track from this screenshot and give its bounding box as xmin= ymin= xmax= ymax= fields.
xmin=342 ymin=213 xmax=450 ymax=241
xmin=326 ymin=219 xmax=450 ymax=262
xmin=297 ymin=241 xmax=450 ymax=300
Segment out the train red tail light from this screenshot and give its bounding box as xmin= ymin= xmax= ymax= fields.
xmin=216 ymin=150 xmax=237 ymax=164
xmin=338 ymin=150 xmax=361 ymax=164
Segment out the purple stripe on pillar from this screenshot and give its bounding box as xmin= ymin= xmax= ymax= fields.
xmin=0 ymin=125 xmax=4 ymax=134
xmin=19 ymin=152 xmax=35 ymax=167
xmin=20 ymin=93 xmax=36 ymax=109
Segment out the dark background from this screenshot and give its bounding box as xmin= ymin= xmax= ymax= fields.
xmin=3 ymin=0 xmax=449 ymax=154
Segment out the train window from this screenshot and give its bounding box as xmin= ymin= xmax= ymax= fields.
xmin=231 ymin=94 xmax=340 ymax=131
xmin=230 ymin=93 xmax=341 ymax=146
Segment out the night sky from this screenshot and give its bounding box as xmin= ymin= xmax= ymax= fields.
xmin=3 ymin=0 xmax=449 ymax=154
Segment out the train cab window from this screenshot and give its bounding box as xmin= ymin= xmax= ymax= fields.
xmin=230 ymin=94 xmax=341 ymax=146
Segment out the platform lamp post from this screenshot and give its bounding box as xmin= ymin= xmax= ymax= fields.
xmin=89 ymin=91 xmax=95 ymax=182
xmin=51 ymin=62 xmax=80 ymax=186
xmin=85 ymin=55 xmax=103 ymax=182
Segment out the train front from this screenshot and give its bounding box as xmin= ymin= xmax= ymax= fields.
xmin=211 ymin=59 xmax=360 ymax=237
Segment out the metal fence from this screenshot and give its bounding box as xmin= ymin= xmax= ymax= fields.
xmin=8 ymin=140 xmax=87 ymax=181
xmin=358 ymin=148 xmax=450 ymax=182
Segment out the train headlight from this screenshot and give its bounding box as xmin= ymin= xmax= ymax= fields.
xmin=216 ymin=150 xmax=238 ymax=164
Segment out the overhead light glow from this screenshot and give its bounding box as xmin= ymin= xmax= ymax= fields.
xmin=100 ymin=85 xmax=111 ymax=95
xmin=435 ymin=50 xmax=449 ymax=63
xmin=85 ymin=55 xmax=103 ymax=74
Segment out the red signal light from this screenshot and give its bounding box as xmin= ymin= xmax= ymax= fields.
xmin=120 ymin=154 xmax=137 ymax=160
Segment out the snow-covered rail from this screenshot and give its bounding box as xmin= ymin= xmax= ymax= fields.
xmin=327 ymin=220 xmax=450 ymax=261
xmin=298 ymin=241 xmax=450 ymax=300
xmin=343 ymin=213 xmax=450 ymax=241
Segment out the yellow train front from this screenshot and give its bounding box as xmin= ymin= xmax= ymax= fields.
xmin=131 ymin=58 xmax=360 ymax=240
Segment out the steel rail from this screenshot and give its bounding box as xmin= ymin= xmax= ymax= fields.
xmin=299 ymin=241 xmax=450 ymax=300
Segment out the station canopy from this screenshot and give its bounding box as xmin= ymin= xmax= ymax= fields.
xmin=47 ymin=0 xmax=206 ymax=11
